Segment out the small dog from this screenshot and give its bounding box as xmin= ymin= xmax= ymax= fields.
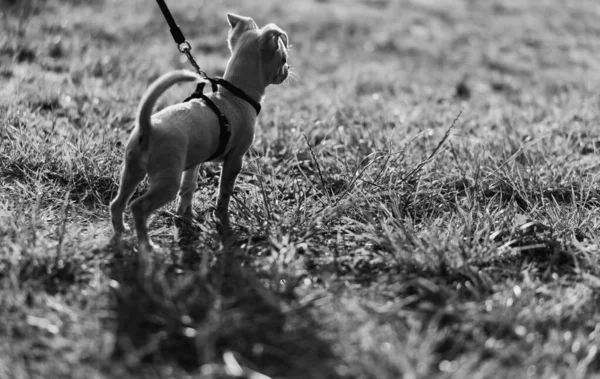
xmin=110 ymin=13 xmax=289 ymax=253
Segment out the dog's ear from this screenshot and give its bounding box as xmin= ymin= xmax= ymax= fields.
xmin=227 ymin=13 xmax=258 ymax=51
xmin=227 ymin=13 xmax=248 ymax=28
xmin=259 ymin=25 xmax=288 ymax=52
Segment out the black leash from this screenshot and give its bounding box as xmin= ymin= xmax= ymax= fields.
xmin=155 ymin=0 xmax=207 ymax=78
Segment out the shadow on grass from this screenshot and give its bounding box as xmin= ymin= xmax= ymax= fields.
xmin=106 ymin=225 xmax=342 ymax=378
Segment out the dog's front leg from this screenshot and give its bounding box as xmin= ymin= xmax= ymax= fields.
xmin=215 ymin=154 xmax=243 ymax=236
xmin=177 ymin=165 xmax=200 ymax=219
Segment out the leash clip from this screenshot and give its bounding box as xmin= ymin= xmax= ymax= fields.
xmin=177 ymin=40 xmax=191 ymax=53
xmin=181 ymin=46 xmax=208 ymax=79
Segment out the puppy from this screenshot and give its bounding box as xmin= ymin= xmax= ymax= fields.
xmin=110 ymin=13 xmax=289 ymax=253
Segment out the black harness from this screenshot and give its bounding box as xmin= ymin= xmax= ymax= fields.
xmin=183 ymin=77 xmax=261 ymax=162
xmin=154 ymin=1 xmax=261 ymax=161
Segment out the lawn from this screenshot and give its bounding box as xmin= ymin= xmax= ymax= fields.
xmin=2 ymin=0 xmax=600 ymax=378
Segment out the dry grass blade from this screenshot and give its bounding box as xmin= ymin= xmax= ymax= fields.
xmin=303 ymin=132 xmax=331 ymax=203
xmin=401 ymin=109 xmax=462 ymax=184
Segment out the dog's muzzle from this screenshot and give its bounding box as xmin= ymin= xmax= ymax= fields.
xmin=274 ymin=64 xmax=289 ymax=84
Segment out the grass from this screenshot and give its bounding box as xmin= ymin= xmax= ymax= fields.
xmin=2 ymin=0 xmax=600 ymax=377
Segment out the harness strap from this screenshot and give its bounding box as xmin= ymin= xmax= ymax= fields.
xmin=184 ymin=82 xmax=231 ymax=162
xmin=182 ymin=78 xmax=261 ymax=162
xmin=207 ymin=77 xmax=261 ymax=115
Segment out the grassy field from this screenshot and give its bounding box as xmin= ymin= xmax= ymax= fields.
xmin=2 ymin=0 xmax=600 ymax=377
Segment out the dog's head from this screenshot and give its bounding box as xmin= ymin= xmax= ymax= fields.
xmin=226 ymin=13 xmax=289 ymax=86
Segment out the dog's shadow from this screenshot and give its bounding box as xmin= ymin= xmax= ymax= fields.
xmin=103 ymin=220 xmax=342 ymax=378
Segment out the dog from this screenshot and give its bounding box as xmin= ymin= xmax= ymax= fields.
xmin=110 ymin=13 xmax=289 ymax=253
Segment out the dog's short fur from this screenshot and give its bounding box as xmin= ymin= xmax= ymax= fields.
xmin=110 ymin=13 xmax=289 ymax=253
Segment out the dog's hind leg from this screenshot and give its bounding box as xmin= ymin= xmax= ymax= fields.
xmin=177 ymin=164 xmax=200 ymax=219
xmin=110 ymin=157 xmax=145 ymax=242
xmin=130 ymin=168 xmax=182 ymax=253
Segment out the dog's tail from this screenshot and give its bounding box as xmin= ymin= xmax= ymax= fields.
xmin=137 ymin=70 xmax=201 ymax=149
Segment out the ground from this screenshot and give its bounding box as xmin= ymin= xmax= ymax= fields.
xmin=2 ymin=0 xmax=600 ymax=378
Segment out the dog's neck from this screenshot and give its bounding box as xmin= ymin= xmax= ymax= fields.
xmin=222 ymin=53 xmax=266 ymax=106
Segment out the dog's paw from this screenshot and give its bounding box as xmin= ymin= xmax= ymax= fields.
xmin=177 ymin=206 xmax=199 ymax=221
xmin=110 ymin=234 xmax=124 ymax=250
xmin=214 ymin=208 xmax=229 ymax=226
xmin=112 ymin=223 xmax=130 ymax=235
xmin=219 ymin=227 xmax=233 ymax=241
xmin=138 ymin=238 xmax=160 ymax=255
xmin=215 ymin=218 xmax=232 ymax=239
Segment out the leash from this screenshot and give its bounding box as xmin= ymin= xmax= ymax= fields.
xmin=155 ymin=0 xmax=207 ymax=78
